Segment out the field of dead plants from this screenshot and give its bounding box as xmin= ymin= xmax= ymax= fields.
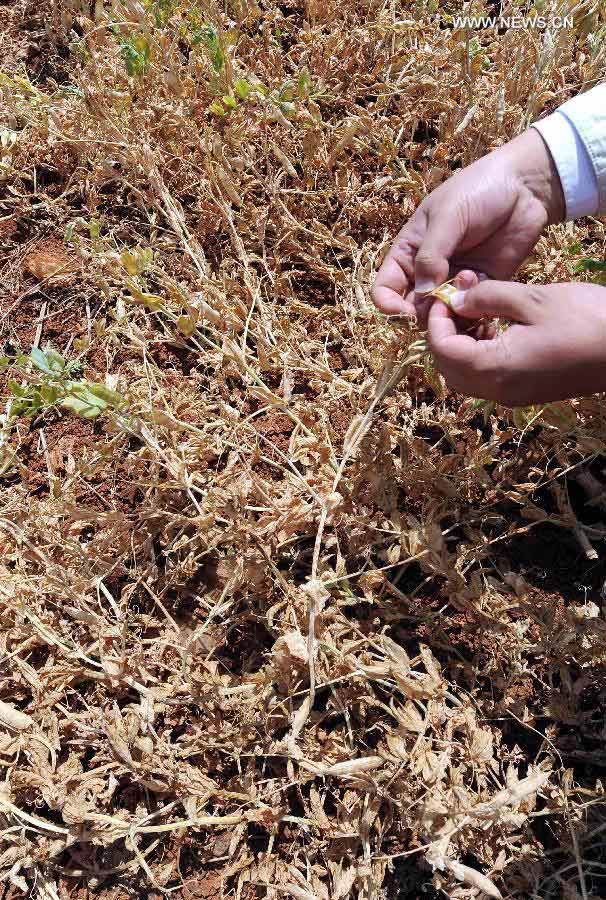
xmin=3 ymin=0 xmax=606 ymax=897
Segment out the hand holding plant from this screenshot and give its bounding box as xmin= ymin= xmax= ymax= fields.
xmin=427 ymin=280 xmax=606 ymax=406
xmin=372 ymin=129 xmax=565 ymax=320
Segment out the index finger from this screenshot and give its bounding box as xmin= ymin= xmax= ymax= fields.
xmin=372 ymin=237 xmax=416 ymax=316
xmin=372 ymin=258 xmax=413 ymax=314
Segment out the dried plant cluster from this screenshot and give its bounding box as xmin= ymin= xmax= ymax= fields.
xmin=1 ymin=0 xmax=606 ymax=897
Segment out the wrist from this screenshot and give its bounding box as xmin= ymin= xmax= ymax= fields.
xmin=499 ymin=129 xmax=566 ymax=225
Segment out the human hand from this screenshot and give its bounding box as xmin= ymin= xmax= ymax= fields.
xmin=427 ymin=280 xmax=606 ymax=406
xmin=372 ymin=129 xmax=565 ymax=319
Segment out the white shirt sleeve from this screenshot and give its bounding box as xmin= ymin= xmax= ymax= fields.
xmin=532 ymin=84 xmax=606 ymax=220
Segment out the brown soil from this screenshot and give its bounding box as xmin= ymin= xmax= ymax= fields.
xmin=251 ymin=410 xmax=297 ymax=481
xmin=254 ymin=411 xmax=295 ymax=456
xmin=22 ymin=238 xmax=81 ymax=283
xmin=11 ymin=412 xmax=144 ymax=515
xmin=12 ymin=414 xmax=102 ymax=492
xmin=181 ymin=870 xmax=223 ymax=899
xmin=54 ymin=868 xmax=224 ymax=900
xmin=0 ymin=286 xmax=101 ymax=352
xmin=0 ymin=1 xmax=29 ymax=74
xmin=327 ymin=400 xmax=356 ymax=443
xmin=149 ymin=341 xmax=200 ymax=376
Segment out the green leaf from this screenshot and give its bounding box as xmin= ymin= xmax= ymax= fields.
xmin=60 ymin=85 xmax=84 ymax=99
xmin=121 ymin=247 xmax=153 ymax=276
xmin=234 ymin=78 xmax=251 ymax=100
xmin=61 ymin=383 xmax=108 ymax=418
xmin=46 ymin=349 xmax=66 ymax=374
xmin=8 ymin=379 xmax=29 ymax=398
xmin=120 ymin=249 xmax=138 ymax=275
xmin=89 ymin=219 xmax=101 ymax=240
xmin=150 ymin=0 xmax=177 ymax=27
xmin=65 ymin=217 xmax=88 ymax=243
xmin=40 ymin=383 xmax=61 ymax=405
xmin=176 ymin=313 xmax=198 ymax=337
xmin=279 ymin=80 xmax=295 ymax=101
xmin=574 ymin=257 xmax=606 ymax=273
xmin=112 ymin=26 xmax=151 ymax=77
xmin=512 ymin=405 xmax=537 ymax=430
xmin=30 ymin=347 xmax=65 ymax=375
xmin=14 ymin=401 xmax=37 ymax=417
xmin=470 ymin=397 xmax=495 ymax=422
xmin=126 ymin=280 xmax=164 ymax=310
xmin=87 ymin=383 xmax=124 ymax=406
xmin=8 ymin=381 xmax=42 ymax=417
xmin=212 ymin=47 xmax=225 ymax=71
xmin=30 ymin=346 xmax=50 ymax=374
xmin=565 ymin=241 xmax=583 ymax=256
xmin=30 ymin=347 xmax=53 ymax=375
xmin=201 ymin=24 xmax=219 ymax=49
xmin=209 ymin=99 xmax=226 ymax=117
xmin=297 ymin=69 xmax=312 ymax=98
xmin=222 ymin=94 xmax=237 ymax=109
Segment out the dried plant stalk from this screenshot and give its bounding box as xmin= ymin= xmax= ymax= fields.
xmin=0 ymin=1 xmax=603 ymax=898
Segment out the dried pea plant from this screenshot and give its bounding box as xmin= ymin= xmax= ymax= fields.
xmin=1 ymin=0 xmax=606 ymax=898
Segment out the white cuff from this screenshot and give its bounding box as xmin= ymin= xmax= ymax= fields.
xmin=532 ymin=111 xmax=600 ymax=220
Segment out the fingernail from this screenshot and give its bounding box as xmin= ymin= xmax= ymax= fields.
xmin=415 ymin=278 xmax=436 ymax=296
xmin=450 ymin=290 xmax=466 ymax=311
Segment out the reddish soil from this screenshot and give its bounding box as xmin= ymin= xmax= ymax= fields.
xmin=0 ymin=286 xmax=101 ymax=351
xmin=254 ymin=411 xmax=295 ymax=455
xmin=12 ymin=414 xmax=101 ymax=492
xmin=53 ymin=869 xmax=224 ymax=900
xmin=287 ymin=274 xmax=335 ymax=309
xmin=21 ymin=239 xmax=80 ymax=283
xmin=251 ymin=410 xmax=296 ymax=481
xmin=327 ymin=400 xmax=355 ymax=443
xmin=0 ymin=1 xmax=29 ymax=74
xmin=82 ymin=342 xmax=142 ymax=381
xmin=6 ymin=411 xmax=140 ymax=514
xmin=181 ymin=870 xmax=223 ymax=899
xmin=149 ymin=341 xmax=200 ymax=376
xmin=327 ymin=348 xmax=346 ymax=371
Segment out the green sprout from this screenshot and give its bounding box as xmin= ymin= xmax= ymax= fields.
xmin=190 ymin=22 xmax=225 ymax=71
xmin=573 ymin=256 xmax=606 ymax=285
xmin=111 ymin=25 xmax=151 ymax=77
xmin=147 ymin=0 xmax=178 ymax=27
xmin=3 ymin=349 xmax=124 ymax=420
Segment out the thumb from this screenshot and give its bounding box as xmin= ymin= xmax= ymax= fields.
xmin=449 ymin=280 xmax=543 ymax=323
xmin=414 ymin=206 xmax=466 ymax=295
